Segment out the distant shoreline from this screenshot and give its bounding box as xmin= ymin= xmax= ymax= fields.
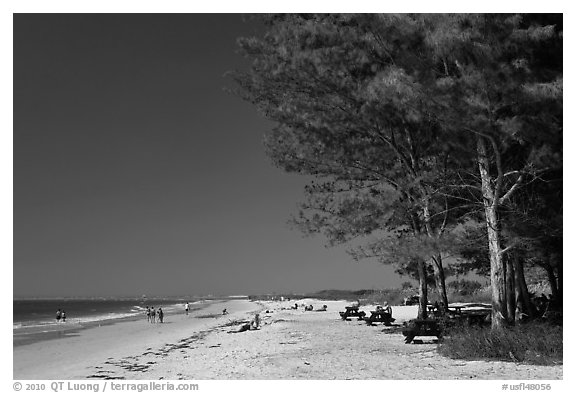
xmin=13 ymin=299 xmax=224 ymax=348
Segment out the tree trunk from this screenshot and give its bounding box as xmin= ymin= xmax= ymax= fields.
xmin=556 ymin=262 xmax=563 ymax=305
xmin=477 ymin=136 xmax=508 ymax=329
xmin=432 ymin=254 xmax=449 ymax=313
xmin=512 ymin=253 xmax=535 ymax=320
xmin=505 ymin=255 xmax=516 ymax=324
xmin=421 ymin=202 xmax=449 ymax=314
xmin=544 ymin=263 xmax=559 ymax=301
xmin=417 ymin=258 xmax=428 ymax=319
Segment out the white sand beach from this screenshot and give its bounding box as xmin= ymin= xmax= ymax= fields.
xmin=13 ymin=299 xmax=562 ymax=380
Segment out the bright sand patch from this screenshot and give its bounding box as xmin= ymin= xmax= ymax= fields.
xmin=13 ymin=299 xmax=260 ymax=379
xmin=14 ymin=299 xmax=562 ymax=380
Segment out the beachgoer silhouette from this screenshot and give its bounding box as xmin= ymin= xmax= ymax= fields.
xmin=222 ymin=308 xmax=228 ymax=315
xmin=228 ymin=314 xmax=261 ymax=333
xmin=146 ymin=306 xmax=151 ymax=322
xmin=382 ymin=301 xmax=392 ymax=315
xmin=56 ymin=309 xmax=62 ymax=322
xmin=185 ymin=302 xmax=189 ymax=316
xmin=158 ymin=308 xmax=164 ymax=323
xmin=250 ymin=313 xmax=261 ymax=330
xmin=61 ymin=310 xmax=66 ymax=322
xmin=150 ymin=307 xmax=156 ymax=323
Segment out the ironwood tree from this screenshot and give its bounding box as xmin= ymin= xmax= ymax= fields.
xmin=420 ymin=14 xmax=562 ymax=327
xmin=232 ymin=14 xmax=467 ymax=318
xmin=232 ymin=14 xmax=562 ymax=328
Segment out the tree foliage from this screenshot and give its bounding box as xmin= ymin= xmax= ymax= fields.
xmin=232 ymin=14 xmax=562 ymax=327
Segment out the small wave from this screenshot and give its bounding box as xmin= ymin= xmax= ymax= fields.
xmin=13 ymin=320 xmax=79 ymax=330
xmin=14 ymin=312 xmax=142 ymax=330
xmin=13 ymin=320 xmax=62 ymax=329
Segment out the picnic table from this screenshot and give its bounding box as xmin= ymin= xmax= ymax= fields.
xmin=339 ymin=306 xmax=366 ymax=321
xmin=448 ymin=306 xmax=463 ymax=315
xmin=402 ymin=319 xmax=443 ymax=343
xmin=429 ymin=305 xmax=491 ymax=328
xmin=444 ymin=304 xmax=491 ymax=325
xmin=426 ymin=304 xmax=464 ymax=318
xmin=364 ymin=310 xmax=395 ymax=326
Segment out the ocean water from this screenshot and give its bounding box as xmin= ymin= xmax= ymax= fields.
xmin=13 ymin=298 xmax=212 ymax=346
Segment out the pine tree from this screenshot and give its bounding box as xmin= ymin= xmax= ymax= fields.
xmin=232 ymin=14 xmax=562 ymax=329
xmin=232 ymin=14 xmax=468 ymax=318
xmin=420 ymin=14 xmax=562 ymax=327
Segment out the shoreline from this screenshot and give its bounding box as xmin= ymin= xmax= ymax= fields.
xmin=13 ymin=300 xmax=220 ymax=348
xmin=14 ymin=299 xmax=262 ymax=379
xmin=13 ymin=299 xmax=562 ymax=380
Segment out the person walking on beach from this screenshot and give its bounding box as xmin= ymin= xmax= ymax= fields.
xmin=150 ymin=307 xmax=156 ymax=323
xmin=158 ymin=308 xmax=164 ymax=323
xmin=56 ymin=309 xmax=62 ymax=323
xmin=146 ymin=306 xmax=151 ymax=323
xmin=185 ymin=302 xmax=189 ymax=316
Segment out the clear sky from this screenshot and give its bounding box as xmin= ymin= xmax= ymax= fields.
xmin=13 ymin=13 xmax=409 ymax=298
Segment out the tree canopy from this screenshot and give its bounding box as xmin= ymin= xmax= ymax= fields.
xmin=232 ymin=14 xmax=562 ymax=328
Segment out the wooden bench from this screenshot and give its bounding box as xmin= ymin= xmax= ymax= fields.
xmin=364 ymin=310 xmax=395 ymax=326
xmin=402 ymin=319 xmax=443 ymax=343
xmin=339 ymin=306 xmax=366 ymax=321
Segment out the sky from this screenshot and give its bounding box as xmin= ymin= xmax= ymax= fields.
xmin=12 ymin=14 xmax=406 ymax=298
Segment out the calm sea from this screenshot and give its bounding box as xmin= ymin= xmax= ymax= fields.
xmin=13 ymin=297 xmax=213 ymax=346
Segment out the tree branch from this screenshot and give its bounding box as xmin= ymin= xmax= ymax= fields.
xmin=498 ymin=174 xmax=524 ymax=205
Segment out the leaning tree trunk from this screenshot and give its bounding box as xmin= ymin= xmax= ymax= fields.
xmin=477 ymin=136 xmax=509 ymax=329
xmin=432 ymin=254 xmax=449 ymax=313
xmin=505 ymin=255 xmax=516 ymax=324
xmin=544 ymin=261 xmax=559 ymax=301
xmin=417 ymin=258 xmax=428 ymax=319
xmin=512 ymin=252 xmax=536 ymax=320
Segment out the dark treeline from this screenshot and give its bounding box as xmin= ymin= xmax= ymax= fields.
xmin=231 ymin=14 xmax=562 ymax=330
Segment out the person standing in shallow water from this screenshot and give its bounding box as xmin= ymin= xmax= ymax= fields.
xmin=185 ymin=302 xmax=189 ymax=316
xmin=150 ymin=307 xmax=156 ymax=323
xmin=56 ymin=309 xmax=62 ymax=323
xmin=61 ymin=310 xmax=66 ymax=322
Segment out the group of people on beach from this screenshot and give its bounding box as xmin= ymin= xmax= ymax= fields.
xmin=55 ymin=309 xmax=66 ymax=322
xmin=145 ymin=306 xmax=164 ymax=323
xmin=291 ymin=303 xmax=328 ymax=312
